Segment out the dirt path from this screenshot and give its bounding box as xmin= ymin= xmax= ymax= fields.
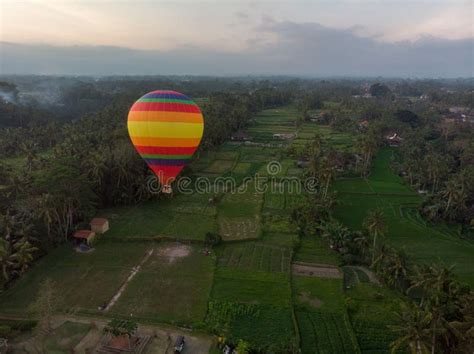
xmin=353 ymin=265 xmax=380 ymax=284
xmin=292 ymin=262 xmax=342 ymax=278
xmin=105 ymin=248 xmax=154 ymax=311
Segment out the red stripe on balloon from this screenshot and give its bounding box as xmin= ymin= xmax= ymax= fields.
xmin=134 ymin=146 xmax=198 ymax=155
xmin=149 ymin=165 xmax=184 ymax=185
xmin=131 ymin=102 xmax=201 ymax=113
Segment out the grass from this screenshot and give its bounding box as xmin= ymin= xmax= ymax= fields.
xmin=204 ymin=160 xmax=235 ymax=174
xmin=295 ymin=236 xmax=342 ymax=266
xmin=216 ymin=242 xmax=291 ymax=273
xmin=333 ymin=148 xmax=474 ymax=286
xmin=293 ymin=277 xmax=345 ymax=313
xmin=293 ymin=277 xmax=360 ymax=353
xmin=296 ymin=311 xmax=360 ymax=354
xmin=212 ymin=267 xmax=291 ymax=307
xmin=110 ymin=244 xmax=214 ymax=326
xmin=346 ymin=283 xmax=404 ymax=354
xmin=43 ymin=321 xmax=91 ymax=353
xmin=0 ymin=242 xmax=149 ymax=313
xmin=103 ymin=202 xmax=173 ymax=238
xmin=160 ymin=212 xmax=216 ymax=240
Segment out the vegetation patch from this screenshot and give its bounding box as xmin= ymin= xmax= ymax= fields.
xmin=110 ymin=244 xmax=214 ymax=326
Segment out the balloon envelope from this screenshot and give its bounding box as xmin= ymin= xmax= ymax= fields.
xmin=127 ymin=90 xmax=204 ymax=191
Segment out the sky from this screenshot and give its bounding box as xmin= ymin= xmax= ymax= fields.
xmin=1 ymin=0 xmax=473 ymax=76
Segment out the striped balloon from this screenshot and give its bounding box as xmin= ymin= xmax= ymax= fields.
xmin=127 ymin=90 xmax=204 ymax=193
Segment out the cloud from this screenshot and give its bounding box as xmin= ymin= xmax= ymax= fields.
xmin=1 ymin=21 xmax=472 ymax=77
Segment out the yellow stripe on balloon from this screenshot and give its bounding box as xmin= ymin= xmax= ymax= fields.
xmin=128 ymin=121 xmax=204 ymax=139
xmin=128 ymin=111 xmax=203 ymax=123
xmin=130 ymin=136 xmax=201 ymax=147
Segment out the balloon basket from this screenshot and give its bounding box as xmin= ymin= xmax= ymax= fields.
xmin=162 ymin=185 xmax=173 ymax=194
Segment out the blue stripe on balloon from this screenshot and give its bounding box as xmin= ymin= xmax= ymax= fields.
xmin=143 ymin=93 xmax=190 ymax=100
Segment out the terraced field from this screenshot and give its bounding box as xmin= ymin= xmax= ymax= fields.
xmin=333 ymin=147 xmax=474 ymax=287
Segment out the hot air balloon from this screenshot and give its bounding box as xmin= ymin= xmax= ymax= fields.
xmin=127 ymin=90 xmax=204 ymax=194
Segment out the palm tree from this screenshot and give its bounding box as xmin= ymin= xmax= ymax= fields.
xmin=385 ymin=249 xmax=410 ymax=290
xmin=390 ymin=302 xmax=432 ymax=354
xmin=319 ymin=220 xmax=350 ymax=251
xmin=35 ymin=193 xmax=57 ymax=244
xmin=0 ymin=239 xmax=14 ymax=285
xmin=440 ymin=179 xmax=466 ymax=219
xmin=11 ymin=239 xmax=38 ymax=275
xmin=363 ymin=208 xmax=387 ymax=264
xmin=353 ymin=232 xmax=370 ymax=263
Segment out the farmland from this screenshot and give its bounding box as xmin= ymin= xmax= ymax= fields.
xmin=334 ymin=148 xmax=474 ymax=287
xmin=1 ymin=103 xmax=472 ymax=353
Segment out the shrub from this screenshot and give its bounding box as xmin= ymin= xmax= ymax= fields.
xmin=0 ymin=325 xmax=11 ymax=337
xmin=205 ymin=232 xmax=222 ymax=247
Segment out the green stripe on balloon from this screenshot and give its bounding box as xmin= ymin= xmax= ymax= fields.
xmin=138 ymin=98 xmax=194 ymax=104
xmin=139 ymin=153 xmax=193 ymax=159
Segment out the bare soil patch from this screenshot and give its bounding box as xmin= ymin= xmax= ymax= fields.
xmin=157 ymin=244 xmax=191 ymax=264
xmin=299 ymin=291 xmax=323 ymax=308
xmin=292 ymin=262 xmax=342 ymax=278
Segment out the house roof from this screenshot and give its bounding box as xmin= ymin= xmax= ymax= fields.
xmin=74 ymin=230 xmax=95 ymax=239
xmin=90 ymin=218 xmax=108 ymax=226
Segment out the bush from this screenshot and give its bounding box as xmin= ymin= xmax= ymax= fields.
xmin=0 ymin=325 xmax=11 ymax=336
xmin=0 ymin=319 xmax=37 ymax=332
xmin=205 ymin=232 xmax=222 ymax=247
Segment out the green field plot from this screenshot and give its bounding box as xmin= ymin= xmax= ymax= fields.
xmin=285 ymin=189 xmax=306 ymax=210
xmin=218 ymin=216 xmax=260 ymax=240
xmin=207 ymin=302 xmax=296 ymax=352
xmin=217 ymin=242 xmax=291 ymax=273
xmin=286 ymin=167 xmax=304 ymax=177
xmin=217 ymin=181 xmax=263 ymax=240
xmin=212 ymin=267 xmax=290 ymax=307
xmin=295 ymin=124 xmax=355 ymax=152
xmin=262 ymin=212 xmax=293 ymax=234
xmin=334 ymin=151 xmax=474 ymax=286
xmin=219 ymin=182 xmax=263 ymax=216
xmin=293 ymin=277 xmax=360 ymax=353
xmin=160 ymin=212 xmax=216 ymax=240
xmin=202 ymin=159 xmax=235 ymax=174
xmin=295 ymin=236 xmax=342 ymax=265
xmin=111 ymin=244 xmax=214 ymax=325
xmin=263 ymin=186 xmax=286 ymax=209
xmin=168 ymin=199 xmax=217 ymax=216
xmin=297 ymin=311 xmax=360 ymax=354
xmin=331 ymin=178 xmax=373 ymax=194
xmin=0 ymin=242 xmax=150 ymax=314
xmin=232 ymin=162 xmax=253 ymax=174
xmin=346 ymin=283 xmax=404 ymax=353
xmin=44 ymin=321 xmax=91 ymax=353
xmin=103 ymin=202 xmax=173 ymax=238
xmin=333 ymin=194 xmax=385 ymax=229
xmin=293 ymin=277 xmax=345 ymax=312
xmin=261 ymin=231 xmax=298 ymax=248
xmin=214 ymin=150 xmax=239 ymax=161
xmin=368 ymin=148 xmax=402 ymax=183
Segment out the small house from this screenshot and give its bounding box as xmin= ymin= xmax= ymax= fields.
xmin=73 ymin=230 xmax=96 ymax=245
xmin=90 ymin=218 xmax=109 ymax=234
